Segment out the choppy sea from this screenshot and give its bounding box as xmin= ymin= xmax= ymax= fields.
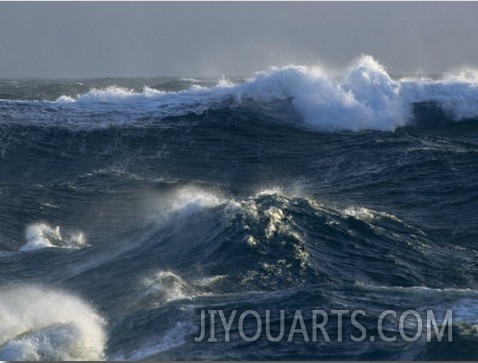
xmin=1 ymin=55 xmax=478 ymax=360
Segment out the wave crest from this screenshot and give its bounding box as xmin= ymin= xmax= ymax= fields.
xmin=4 ymin=55 xmax=478 ymax=131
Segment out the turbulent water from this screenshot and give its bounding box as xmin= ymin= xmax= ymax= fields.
xmin=1 ymin=55 xmax=478 ymax=360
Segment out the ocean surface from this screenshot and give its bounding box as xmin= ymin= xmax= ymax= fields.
xmin=1 ymin=55 xmax=478 ymax=360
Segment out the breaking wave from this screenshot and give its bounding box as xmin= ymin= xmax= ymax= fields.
xmin=21 ymin=223 xmax=87 ymax=251
xmin=0 ymin=286 xmax=106 ymax=361
xmin=2 ymin=54 xmax=478 ymax=360
xmin=1 ymin=55 xmax=477 ymax=131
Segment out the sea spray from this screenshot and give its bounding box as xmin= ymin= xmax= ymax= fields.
xmin=0 ymin=285 xmax=106 ymax=361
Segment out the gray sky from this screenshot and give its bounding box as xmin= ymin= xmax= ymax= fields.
xmin=1 ymin=2 xmax=478 ymax=78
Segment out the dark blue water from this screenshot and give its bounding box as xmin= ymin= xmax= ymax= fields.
xmin=1 ymin=57 xmax=478 ymax=360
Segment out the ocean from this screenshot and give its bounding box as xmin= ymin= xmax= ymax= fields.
xmin=1 ymin=55 xmax=478 ymax=360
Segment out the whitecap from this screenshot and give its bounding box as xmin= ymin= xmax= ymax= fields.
xmin=20 ymin=223 xmax=87 ymax=252
xmin=0 ymin=285 xmax=106 ymax=361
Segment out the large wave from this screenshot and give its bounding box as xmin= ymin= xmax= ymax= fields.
xmin=44 ymin=56 xmax=478 ymax=130
xmin=2 ymin=55 xmax=478 ymax=131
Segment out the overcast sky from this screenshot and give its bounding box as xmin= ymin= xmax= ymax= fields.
xmin=1 ymin=2 xmax=478 ymax=78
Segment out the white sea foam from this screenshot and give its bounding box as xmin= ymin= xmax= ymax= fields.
xmin=146 ymin=185 xmax=231 ymax=222
xmin=168 ymin=186 xmax=227 ymax=217
xmin=140 ymin=270 xmax=224 ymax=308
xmin=21 ymin=223 xmax=87 ymax=251
xmin=343 ymin=206 xmax=376 ymax=221
xmin=235 ymin=55 xmax=408 ymax=131
xmin=401 ymin=74 xmax=478 ymax=121
xmin=47 ymin=55 xmax=478 ymax=131
xmin=240 ymin=56 xmax=478 ymax=129
xmin=53 ymin=84 xmax=230 ymax=124
xmin=0 ymin=55 xmax=470 ymax=131
xmin=142 ymin=271 xmax=194 ymax=305
xmin=0 ymin=285 xmax=106 ymax=361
